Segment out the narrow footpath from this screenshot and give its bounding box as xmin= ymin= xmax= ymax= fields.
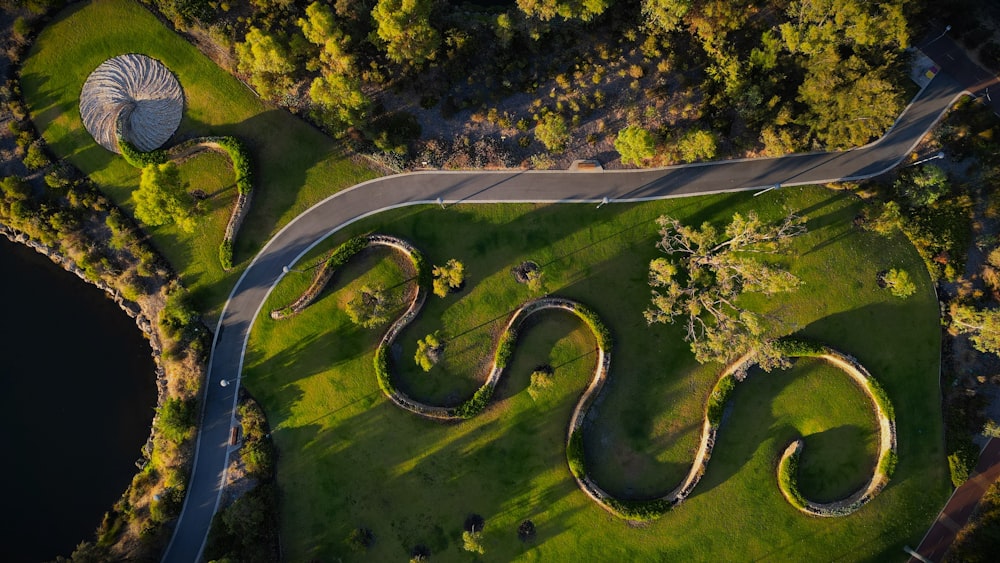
xmin=911 ymin=439 xmax=1000 ymax=562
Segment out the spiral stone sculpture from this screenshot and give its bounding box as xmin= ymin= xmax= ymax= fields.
xmin=80 ymin=54 xmax=184 ymax=153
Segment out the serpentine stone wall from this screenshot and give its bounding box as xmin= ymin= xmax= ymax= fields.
xmin=270 ymin=233 xmax=897 ymax=521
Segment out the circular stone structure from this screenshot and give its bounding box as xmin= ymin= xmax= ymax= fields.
xmin=80 ymin=54 xmax=184 ymax=154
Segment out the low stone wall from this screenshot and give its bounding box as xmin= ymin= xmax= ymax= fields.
xmin=264 ymin=232 xmax=897 ymax=521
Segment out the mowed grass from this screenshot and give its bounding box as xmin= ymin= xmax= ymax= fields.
xmin=20 ymin=0 xmax=377 ymax=319
xmin=244 ymin=186 xmax=949 ymax=561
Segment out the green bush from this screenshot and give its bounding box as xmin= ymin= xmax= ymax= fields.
xmin=706 ymin=374 xmax=736 ymax=426
xmin=775 ymin=338 xmax=825 ymax=357
xmin=494 ymin=329 xmax=517 ymax=369
xmin=865 ymin=376 xmax=895 ymax=420
xmin=118 ymin=137 xmax=167 ymax=167
xmin=156 ymin=397 xmax=195 ymax=444
xmin=567 ymin=429 xmax=586 ymax=479
xmin=604 ymin=497 xmax=672 ymax=521
xmin=777 ymin=445 xmax=808 ymax=510
xmin=948 ymin=441 xmax=979 ymax=488
xmin=878 ymin=449 xmax=898 ymax=479
xmin=328 ymin=235 xmax=368 ymax=269
xmin=211 ymin=136 xmax=254 ymax=195
xmin=575 ymin=304 xmax=612 ymax=352
xmin=219 ymin=240 xmax=233 ymax=270
xmin=454 ymin=385 xmax=493 ymax=419
xmin=374 ymin=345 xmax=395 ymax=395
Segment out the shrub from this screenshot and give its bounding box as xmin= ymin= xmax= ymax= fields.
xmin=706 ymin=374 xmax=735 ymax=425
xmin=535 ymin=112 xmax=569 ymax=152
xmin=949 ymin=451 xmax=972 ymax=488
xmin=374 ymin=345 xmax=395 ymax=395
xmin=883 ymin=268 xmax=917 ymax=298
xmin=603 ymin=497 xmax=672 ymax=521
xmin=211 ymin=136 xmax=253 ymax=195
xmin=23 ymin=141 xmax=49 ymax=170
xmin=156 ymin=397 xmax=195 ymax=444
xmin=574 ymin=304 xmax=612 ymax=352
xmin=414 ymin=331 xmax=442 ymax=372
xmin=494 ymin=329 xmax=517 ymax=370
xmin=677 ymin=129 xmax=718 ymax=162
xmin=455 ymin=385 xmax=493 ymax=418
xmin=878 ymin=449 xmax=898 ymax=479
xmin=432 ymin=258 xmax=465 ymax=297
xmin=118 ymin=137 xmax=167 ymax=167
xmin=219 ymin=240 xmax=233 ymax=270
xmin=567 ymin=429 xmax=586 ymax=479
xmin=777 ymin=444 xmax=808 ymax=510
xmin=614 ymin=125 xmax=656 ymax=166
xmin=528 ymin=366 xmax=553 ymax=400
xmin=462 ymin=530 xmax=485 ymax=554
xmin=775 ymin=338 xmax=825 ymax=357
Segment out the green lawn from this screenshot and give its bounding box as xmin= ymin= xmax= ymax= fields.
xmin=244 ymin=186 xmax=949 ymax=561
xmin=20 ymin=0 xmax=377 ymax=320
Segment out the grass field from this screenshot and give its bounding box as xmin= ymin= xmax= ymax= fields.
xmin=20 ymin=0 xmax=377 ymax=320
xmin=245 ymin=186 xmax=949 ymax=561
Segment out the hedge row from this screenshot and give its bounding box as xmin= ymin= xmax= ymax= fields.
xmin=865 ymin=376 xmax=895 ymax=420
xmin=706 ymin=373 xmax=736 ymax=426
xmin=219 ymin=240 xmax=233 ymax=270
xmin=775 ymin=338 xmax=826 ymax=357
xmin=567 ymin=429 xmax=586 ymax=479
xmin=878 ymin=449 xmax=898 ymax=479
xmin=777 ymin=445 xmax=808 ymax=510
xmin=328 ymin=235 xmax=368 ymax=268
xmin=209 ymin=136 xmax=253 ymax=195
xmin=494 ymin=328 xmax=517 ymax=370
xmin=373 ymin=345 xmax=395 ymax=396
xmin=603 ymin=497 xmax=673 ymax=521
xmin=454 ymin=385 xmax=494 ymax=419
xmin=574 ymin=303 xmax=613 ymax=352
xmin=409 ymin=246 xmax=431 ymax=288
xmin=118 ymin=137 xmax=167 ymax=167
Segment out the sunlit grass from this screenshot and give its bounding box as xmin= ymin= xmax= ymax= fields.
xmin=21 ymin=0 xmax=377 ymax=320
xmin=245 ymin=186 xmax=948 ymax=561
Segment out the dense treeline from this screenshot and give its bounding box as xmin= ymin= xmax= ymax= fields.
xmin=136 ymin=0 xmax=942 ymax=166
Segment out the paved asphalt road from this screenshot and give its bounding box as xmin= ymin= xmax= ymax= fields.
xmin=163 ymin=61 xmax=976 ymax=562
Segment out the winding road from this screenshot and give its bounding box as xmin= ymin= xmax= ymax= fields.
xmin=163 ymin=54 xmax=983 ymax=561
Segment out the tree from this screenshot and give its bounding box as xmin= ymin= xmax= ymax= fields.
xmin=0 ymin=176 xmax=31 ymax=201
xmin=780 ymin=0 xmax=909 ymax=149
xmin=882 ymin=268 xmax=916 ymax=298
xmin=677 ymin=129 xmax=717 ymax=162
xmin=644 ymin=211 xmax=807 ymax=368
xmin=517 ymin=0 xmax=611 ymax=21
xmin=371 ymin=0 xmax=439 ymax=66
xmin=414 ymin=331 xmax=443 ymax=371
xmin=235 ymin=27 xmax=296 ymax=99
xmin=896 ymin=164 xmax=949 ymax=207
xmin=346 ymin=285 xmax=394 ymax=328
xmin=134 ymin=163 xmax=196 ymax=232
xmin=535 ymin=112 xmax=569 ymax=153
xmin=949 ymin=303 xmax=1000 ymax=356
xmin=298 ymin=2 xmax=371 ymax=130
xmin=615 ymin=126 xmax=656 ymax=166
xmin=432 ymin=259 xmax=465 ymax=297
xmin=462 ymin=530 xmax=486 ymax=554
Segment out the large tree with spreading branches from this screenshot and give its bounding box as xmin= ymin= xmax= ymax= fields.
xmin=644 ymin=211 xmax=807 ymax=369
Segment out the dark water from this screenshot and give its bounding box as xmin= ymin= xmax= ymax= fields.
xmin=0 ymin=236 xmax=157 ymax=562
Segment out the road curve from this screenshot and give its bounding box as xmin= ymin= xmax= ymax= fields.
xmin=163 ymin=71 xmax=966 ymax=562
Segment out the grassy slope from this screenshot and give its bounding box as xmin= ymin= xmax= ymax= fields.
xmin=20 ymin=0 xmax=377 ymax=319
xmin=245 ymin=186 xmax=948 ymax=561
